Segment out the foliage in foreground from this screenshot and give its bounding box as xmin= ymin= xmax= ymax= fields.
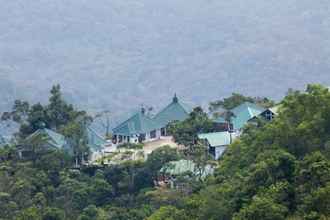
xmin=1 ymin=84 xmax=330 ymax=219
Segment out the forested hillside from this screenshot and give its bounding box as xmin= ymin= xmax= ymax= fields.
xmin=1 ymin=0 xmax=330 ymax=116
xmin=1 ymin=84 xmax=330 ymax=219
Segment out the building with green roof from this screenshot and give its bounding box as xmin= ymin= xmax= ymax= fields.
xmin=230 ymin=102 xmax=265 ymax=130
xmin=198 ymin=131 xmax=234 ymax=159
xmin=259 ymin=105 xmax=279 ymax=121
xmin=23 ymin=128 xmax=71 ymax=153
xmin=214 ymin=102 xmax=265 ymax=131
xmin=112 ymin=95 xmax=189 ymax=145
xmin=158 ymin=159 xmax=214 ymax=188
xmin=112 ymin=110 xmax=158 ymax=144
xmin=153 ymin=94 xmax=189 ymax=134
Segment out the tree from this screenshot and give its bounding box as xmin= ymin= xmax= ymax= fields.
xmin=93 ymin=110 xmax=112 ymax=139
xmin=233 ymin=196 xmax=288 ymax=220
xmin=1 ymin=99 xmax=30 ymax=123
xmin=42 ymin=208 xmax=65 ymax=220
xmin=61 ymin=118 xmax=90 ymax=167
xmin=47 ymin=84 xmax=76 ymax=130
xmin=146 ymin=206 xmax=189 ymax=220
xmin=145 ymin=146 xmax=181 ymax=180
xmin=168 ymin=107 xmax=214 ymax=147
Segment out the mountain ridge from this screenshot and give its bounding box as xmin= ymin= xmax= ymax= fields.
xmin=1 ymin=0 xmax=330 ymax=119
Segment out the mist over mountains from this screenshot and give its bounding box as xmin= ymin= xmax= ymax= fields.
xmin=1 ymin=0 xmax=330 ymax=120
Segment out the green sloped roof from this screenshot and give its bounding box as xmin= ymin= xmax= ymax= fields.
xmin=213 ymin=102 xmax=265 ymax=130
xmin=160 ymin=159 xmax=214 ymax=177
xmin=269 ymin=105 xmax=280 ymax=115
xmin=113 ymin=111 xmax=158 ymax=136
xmin=231 ymin=102 xmax=265 ymax=130
xmin=160 ymin=160 xmax=195 ymax=175
xmin=26 ymin=128 xmax=67 ymax=149
xmin=198 ymin=131 xmax=231 ymax=147
xmin=87 ymin=127 xmax=106 ymax=152
xmin=153 ymin=96 xmax=189 ymax=129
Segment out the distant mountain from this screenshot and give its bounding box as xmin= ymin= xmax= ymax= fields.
xmin=1 ymin=0 xmax=330 ymax=121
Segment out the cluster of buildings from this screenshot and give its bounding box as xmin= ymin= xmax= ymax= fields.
xmin=1 ymin=94 xmax=278 ymax=171
xmin=199 ymin=102 xmax=278 ymax=160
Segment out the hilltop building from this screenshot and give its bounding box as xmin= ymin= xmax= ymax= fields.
xmin=19 ymin=126 xmax=107 ymax=159
xmin=19 ymin=128 xmax=71 ymax=158
xmin=202 ymin=102 xmax=272 ymax=160
xmin=157 ymin=159 xmax=214 ymax=188
xmin=198 ymin=131 xmax=235 ymax=160
xmin=112 ymin=95 xmax=189 ymax=145
xmin=214 ymin=102 xmax=266 ymax=132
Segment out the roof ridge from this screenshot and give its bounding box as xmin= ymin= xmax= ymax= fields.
xmin=87 ymin=126 xmax=106 ymax=140
xmin=113 ymin=111 xmax=140 ymax=131
xmin=153 ymin=99 xmax=188 ymax=119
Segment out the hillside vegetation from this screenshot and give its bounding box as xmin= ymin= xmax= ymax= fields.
xmin=1 ymin=84 xmax=330 ymax=219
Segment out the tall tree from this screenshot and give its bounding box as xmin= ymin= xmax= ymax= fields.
xmin=47 ymin=84 xmax=75 ymax=130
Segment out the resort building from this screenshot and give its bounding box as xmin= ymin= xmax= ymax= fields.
xmin=112 ymin=95 xmax=189 ymax=145
xmin=202 ymin=102 xmax=268 ymax=160
xmin=214 ymin=102 xmax=266 ymax=132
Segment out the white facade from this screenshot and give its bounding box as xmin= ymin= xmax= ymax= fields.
xmin=113 ymin=127 xmax=167 ymax=147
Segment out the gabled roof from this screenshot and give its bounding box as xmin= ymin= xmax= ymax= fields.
xmin=113 ymin=111 xmax=158 ymax=136
xmin=212 ymin=102 xmax=265 ymax=130
xmin=231 ymin=102 xmax=265 ymax=130
xmin=25 ymin=128 xmax=67 ymax=149
xmin=87 ymin=127 xmax=106 ymax=152
xmin=198 ymin=131 xmax=231 ymax=147
xmin=153 ymin=95 xmax=189 ymax=129
xmin=113 ymin=95 xmax=189 ymax=136
xmin=268 ymin=105 xmax=280 ymax=115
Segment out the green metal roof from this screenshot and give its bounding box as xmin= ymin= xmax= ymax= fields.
xmin=25 ymin=128 xmax=68 ymax=149
xmin=87 ymin=127 xmax=106 ymax=152
xmin=160 ymin=159 xmax=214 ymax=177
xmin=230 ymin=102 xmax=265 ymax=130
xmin=198 ymin=131 xmax=231 ymax=147
xmin=113 ymin=95 xmax=189 ymax=136
xmin=113 ymin=111 xmax=158 ymax=136
xmin=153 ymin=95 xmax=189 ymax=129
xmin=160 ymin=159 xmax=195 ymax=176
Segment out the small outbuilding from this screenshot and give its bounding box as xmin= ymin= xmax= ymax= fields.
xmin=198 ymin=131 xmax=234 ymax=160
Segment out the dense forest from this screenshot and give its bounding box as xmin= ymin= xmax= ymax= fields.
xmin=1 ymin=84 xmax=330 ymax=219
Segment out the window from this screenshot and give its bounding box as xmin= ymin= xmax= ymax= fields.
xmin=161 ymin=127 xmax=166 ymax=136
xmin=150 ymin=130 xmax=156 ymax=139
xmin=112 ymin=135 xmax=117 ymax=144
xmin=265 ymin=111 xmax=273 ymax=121
xmin=139 ymin=133 xmax=146 ymax=143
